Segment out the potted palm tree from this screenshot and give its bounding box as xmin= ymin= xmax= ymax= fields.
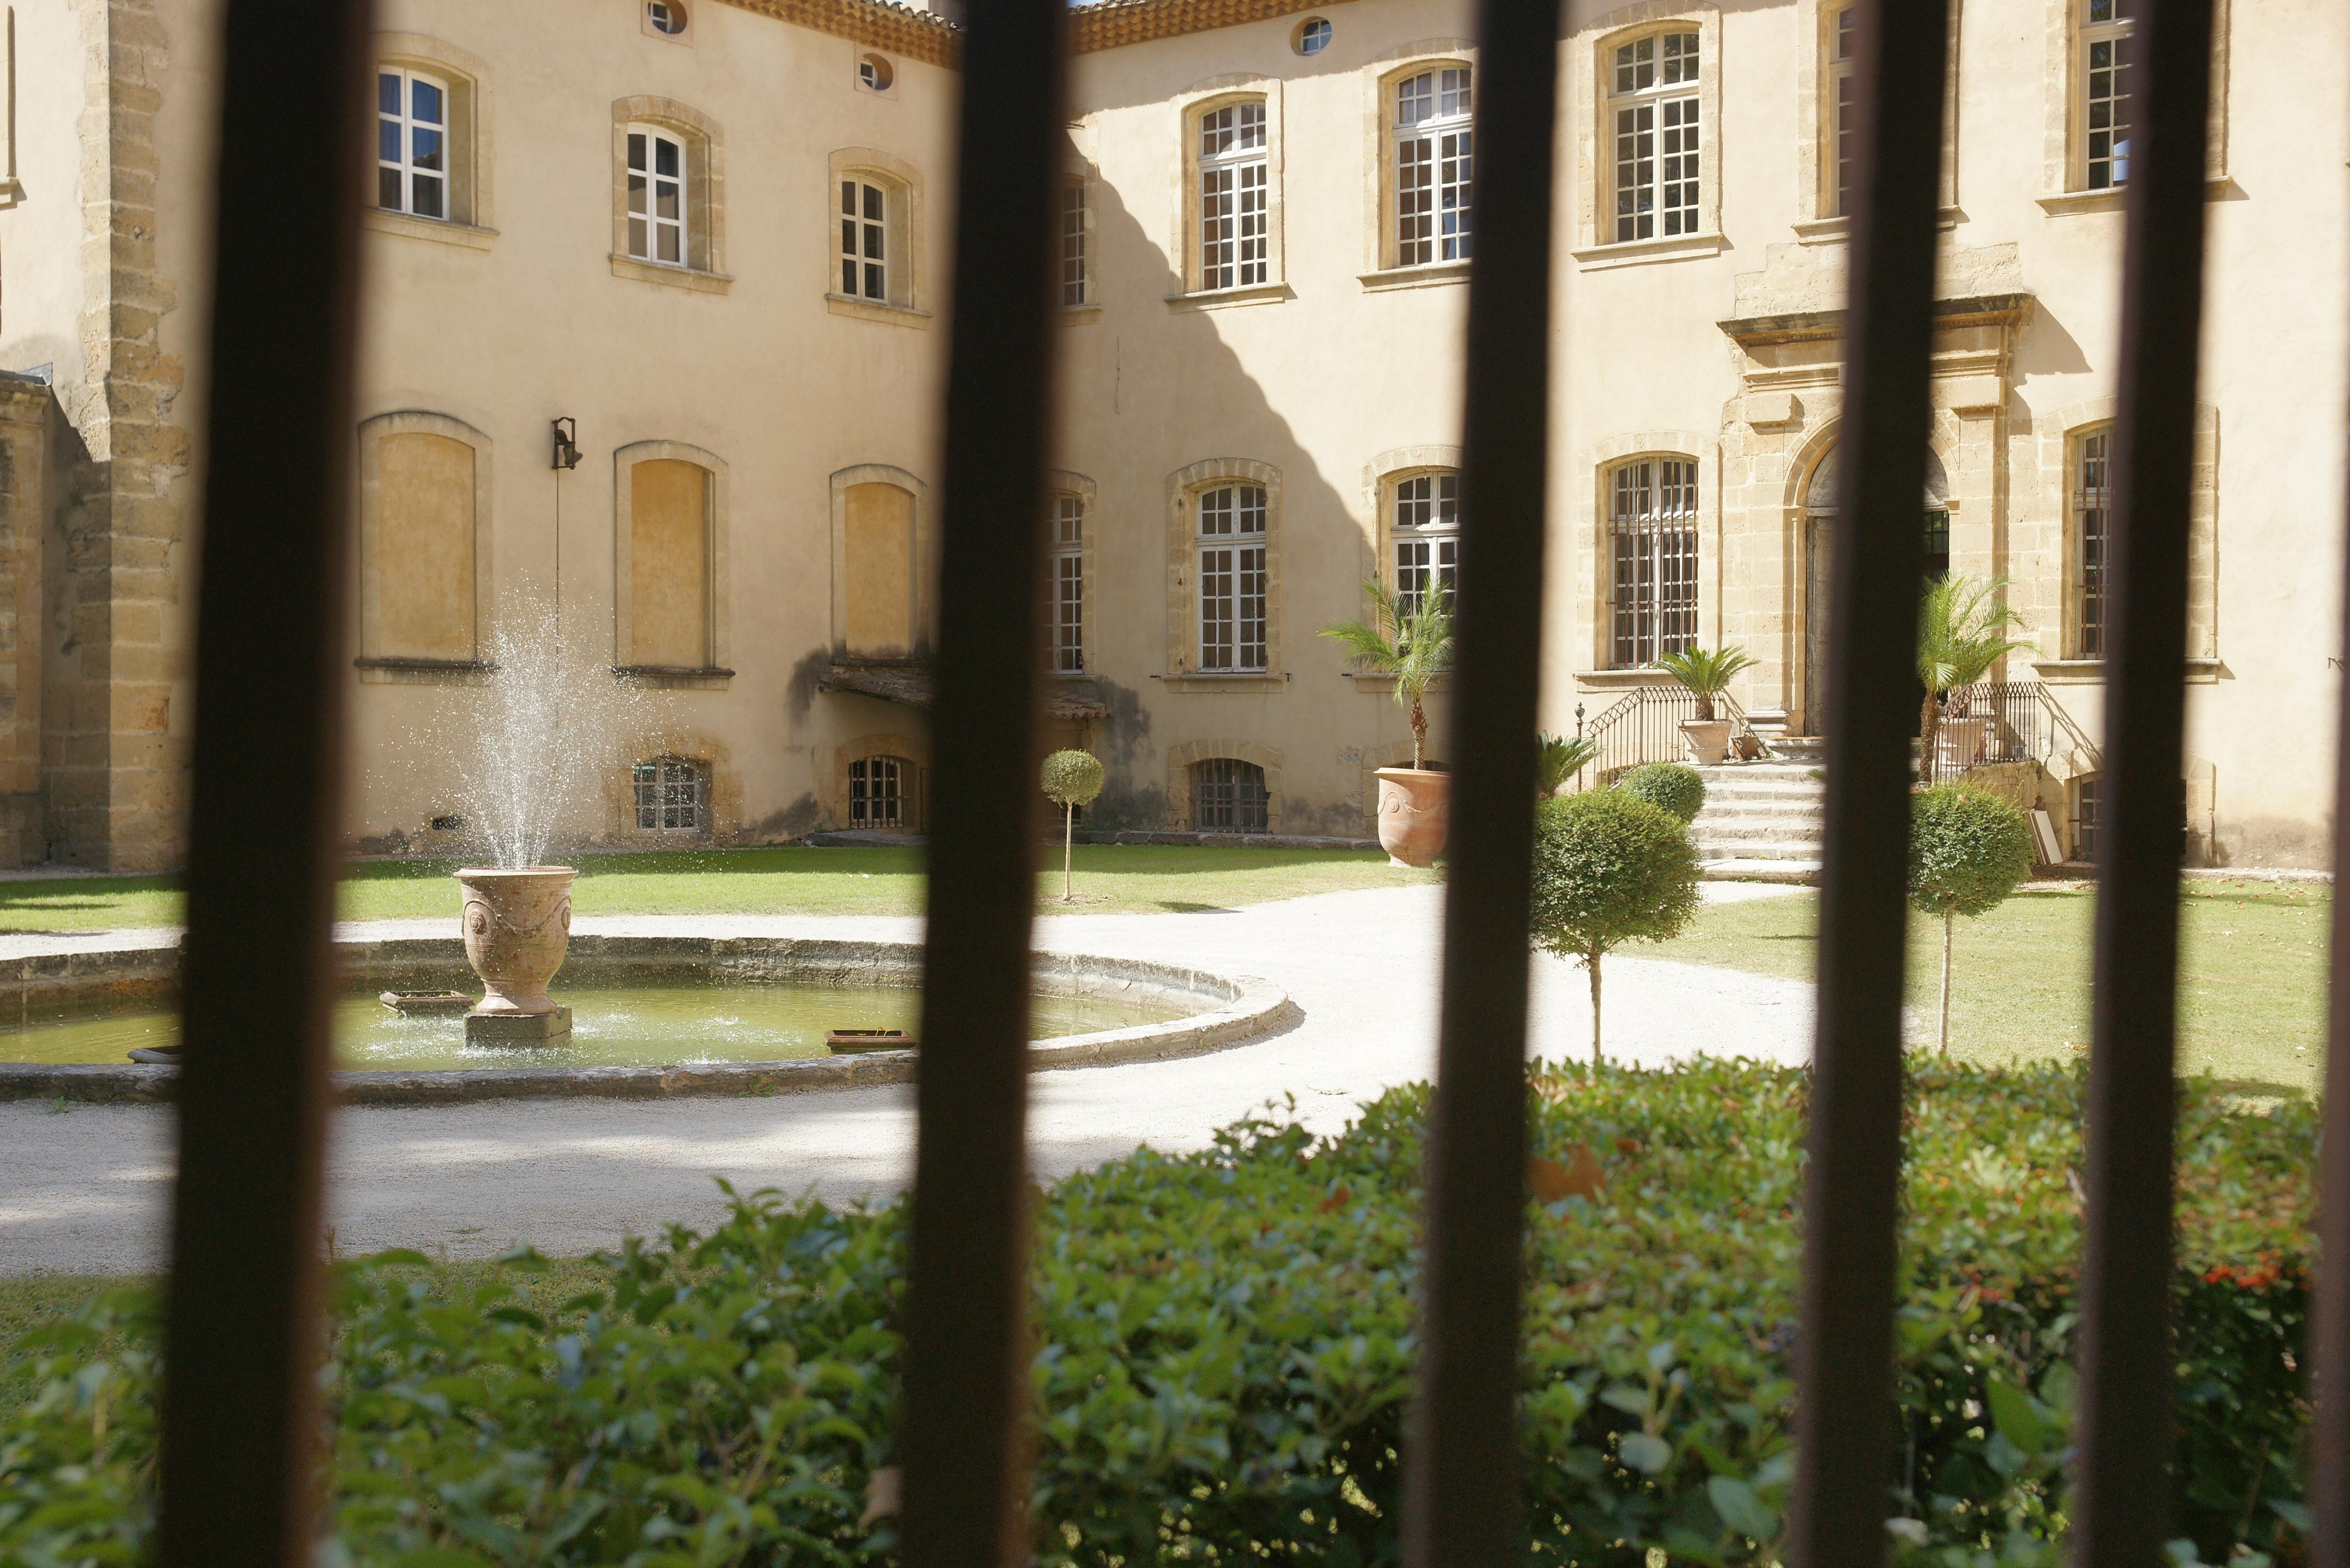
xmin=1917 ymin=576 xmax=2034 ymax=785
xmin=1655 ymin=646 xmax=1756 ymax=765
xmin=1322 ymin=579 xmax=1454 ymax=867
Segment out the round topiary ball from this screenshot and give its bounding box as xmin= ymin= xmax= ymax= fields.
xmin=1041 ymin=749 xmax=1106 ymax=809
xmin=1529 ymin=789 xmax=1703 ymax=960
xmin=1909 ymin=784 xmax=2034 ymax=918
xmin=1617 ymin=762 xmax=1706 ymax=824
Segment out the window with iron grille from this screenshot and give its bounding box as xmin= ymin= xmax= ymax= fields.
xmin=2072 ymin=775 xmax=2100 ymax=861
xmin=1060 ymin=179 xmax=1088 ymax=306
xmin=1192 ymin=758 xmax=1269 ymax=834
xmin=850 ymin=755 xmax=908 ymax=829
xmin=1393 ymin=472 xmax=1460 ymax=617
xmin=1395 ymin=67 xmax=1472 ymax=266
xmin=2076 ymin=427 xmax=2113 ymax=657
xmin=1198 ymin=101 xmax=1268 ymax=290
xmin=628 ymin=126 xmax=688 ymax=265
xmin=2080 ymin=0 xmax=2134 ymax=189
xmin=1610 ymin=32 xmax=1701 ymax=242
xmin=633 ymin=756 xmax=708 ymax=832
xmin=1197 ymin=484 xmax=1268 ymax=672
xmin=378 ymin=69 xmax=449 ymax=219
xmin=841 ymin=179 xmax=888 ymax=301
xmin=1828 ymin=7 xmax=1857 ymax=217
xmin=1609 ymin=458 xmax=1698 ymax=667
xmin=1050 ymin=493 xmax=1084 ymax=672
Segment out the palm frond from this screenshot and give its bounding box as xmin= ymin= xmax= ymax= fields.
xmin=1917 ymin=575 xmax=2033 ymax=695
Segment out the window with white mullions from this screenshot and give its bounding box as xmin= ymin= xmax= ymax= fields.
xmin=1050 ymin=493 xmax=1085 ymax=672
xmin=1609 ymin=458 xmax=1698 ymax=668
xmin=1196 ymin=484 xmax=1268 ymax=672
xmin=1060 ymin=181 xmax=1089 ymax=306
xmin=377 ymin=68 xmax=449 ymax=219
xmin=1829 ymin=7 xmax=1857 ymax=217
xmin=1198 ymin=102 xmax=1268 ymax=291
xmin=628 ymin=126 xmax=687 ymax=265
xmin=1610 ymin=32 xmax=1700 ymax=242
xmin=1395 ymin=67 xmax=1472 ymax=266
xmin=2081 ymin=0 xmax=2134 ymax=189
xmin=633 ymin=757 xmax=708 ymax=832
xmin=1392 ymin=473 xmax=1460 ymax=617
xmin=841 ymin=179 xmax=888 ymax=301
xmin=2076 ymin=428 xmax=2113 ymax=658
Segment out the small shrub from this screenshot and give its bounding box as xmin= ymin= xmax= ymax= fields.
xmin=1618 ymin=762 xmax=1706 ymax=823
xmin=1912 ymin=783 xmax=2036 ymax=1055
xmin=1530 ymin=790 xmax=1703 ymax=1060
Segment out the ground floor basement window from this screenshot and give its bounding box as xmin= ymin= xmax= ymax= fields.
xmin=634 ymin=757 xmax=708 ymax=832
xmin=1192 ymin=758 xmax=1268 ymax=834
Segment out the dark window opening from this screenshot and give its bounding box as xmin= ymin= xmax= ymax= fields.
xmin=1191 ymin=757 xmax=1268 ymax=834
xmin=851 ymin=755 xmax=909 ymax=829
xmin=633 ymin=756 xmax=708 ymax=832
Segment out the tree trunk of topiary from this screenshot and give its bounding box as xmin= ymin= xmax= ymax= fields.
xmin=1063 ymin=802 xmax=1076 ymax=901
xmin=1919 ymin=688 xmax=1943 ymax=786
xmin=1939 ymin=904 xmax=1954 ymax=1057
xmin=1409 ymin=696 xmax=1428 ymax=769
xmin=1588 ymin=948 xmax=1604 ymax=1064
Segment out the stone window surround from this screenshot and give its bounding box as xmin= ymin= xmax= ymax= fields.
xmin=1164 ymin=738 xmax=1284 ymax=833
xmin=1788 ymin=0 xmax=1960 ymax=245
xmin=613 ymin=439 xmax=732 ymax=687
xmin=829 ymin=731 xmax=927 ymax=832
xmin=609 ymin=95 xmax=731 ymax=292
xmin=1572 ymin=432 xmax=1716 ymax=677
xmin=828 ymin=462 xmax=933 ymax=660
xmin=2036 ymin=0 xmax=2230 ymax=214
xmin=827 ymin=145 xmax=932 ymax=325
xmin=1357 ymin=41 xmax=1478 ymax=284
xmin=1046 ymin=469 xmax=1098 ymax=677
xmin=354 ymin=410 xmax=495 ymax=683
xmin=610 ymin=728 xmax=735 ymax=845
xmin=365 ymin=34 xmax=497 ymax=248
xmin=1570 ymin=2 xmax=1725 ymax=271
xmin=1166 ymin=75 xmax=1289 ymax=309
xmin=1164 ymin=457 xmax=1284 ymax=691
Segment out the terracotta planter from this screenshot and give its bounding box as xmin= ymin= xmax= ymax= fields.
xmin=457 ymin=866 xmax=576 ymax=1017
xmin=1374 ymin=767 xmax=1451 ymax=868
xmin=1679 ymin=718 xmax=1733 ymax=765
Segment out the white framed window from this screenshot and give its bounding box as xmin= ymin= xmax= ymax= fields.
xmin=2074 ymin=427 xmax=2114 ymax=658
xmin=646 ymin=0 xmax=688 ymax=36
xmin=1609 ymin=32 xmax=1701 ymax=242
xmin=1392 ymin=473 xmax=1459 ymax=616
xmin=1828 ymin=6 xmax=1857 ymax=217
xmin=841 ymin=178 xmax=888 ymax=301
xmin=1196 ymin=484 xmax=1268 ymax=672
xmin=1050 ymin=493 xmax=1085 ymax=672
xmin=2079 ymin=0 xmax=2134 ymax=190
xmin=633 ymin=757 xmax=708 ymax=832
xmin=377 ymin=68 xmax=449 ymax=219
xmin=1395 ymin=68 xmax=1472 ymax=267
xmin=1198 ymin=101 xmax=1268 ymax=291
xmin=850 ymin=755 xmax=907 ymax=828
xmin=857 ymin=53 xmax=895 ymax=93
xmin=1609 ymin=458 xmax=1698 ymax=667
xmin=627 ymin=126 xmax=687 ymax=265
xmin=1060 ymin=179 xmax=1089 ymax=306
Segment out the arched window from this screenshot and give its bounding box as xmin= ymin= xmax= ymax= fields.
xmin=1192 ymin=758 xmax=1268 ymax=834
xmin=633 ymin=756 xmax=709 ymax=833
xmin=1197 ymin=100 xmax=1269 ymax=291
xmin=1196 ymin=483 xmax=1268 ymax=672
xmin=1608 ymin=457 xmax=1697 ymax=667
xmin=827 ymin=151 xmax=926 ymax=317
xmin=1392 ymin=471 xmax=1459 ymax=616
xmin=356 ymin=411 xmax=491 ymax=676
xmin=1393 ymin=66 xmax=1472 ymax=266
xmin=377 ymin=68 xmax=449 ymax=219
xmin=610 ymin=98 xmax=724 ymax=283
xmin=840 ymin=177 xmax=889 ymax=301
xmin=1609 ymin=30 xmax=1702 ymax=242
xmin=851 ymin=755 xmax=911 ymax=829
xmin=615 ymin=442 xmax=730 ymax=682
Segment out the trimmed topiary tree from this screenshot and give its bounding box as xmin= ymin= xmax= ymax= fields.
xmin=1041 ymin=749 xmax=1106 ymax=903
xmin=1530 ymin=790 xmax=1703 ymax=1062
xmin=1909 ymin=783 xmax=2035 ymax=1056
xmin=1618 ymin=762 xmax=1706 ymax=824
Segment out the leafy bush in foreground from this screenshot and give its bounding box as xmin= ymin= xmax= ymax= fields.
xmin=1617 ymin=763 xmax=1706 ymax=825
xmin=0 ymin=1061 xmax=2314 ymax=1566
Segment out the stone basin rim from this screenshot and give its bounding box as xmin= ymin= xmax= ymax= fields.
xmin=0 ymin=934 xmax=1299 ymax=1107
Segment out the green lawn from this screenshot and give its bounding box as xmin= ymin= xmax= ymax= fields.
xmin=0 ymin=845 xmax=1439 ymax=934
xmin=1645 ymin=879 xmax=2330 ymax=1096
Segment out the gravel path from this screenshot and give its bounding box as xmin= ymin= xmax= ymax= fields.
xmin=0 ymin=883 xmax=1807 ymax=1276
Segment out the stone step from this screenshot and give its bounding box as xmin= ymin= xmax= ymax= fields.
xmin=1696 ymin=786 xmax=1826 ymax=806
xmin=1695 ymin=837 xmax=1830 ymax=862
xmin=1701 ymin=857 xmax=1823 ymax=885
xmin=1696 ymin=796 xmax=1826 ymax=816
xmin=1695 ymin=820 xmax=1827 ymax=846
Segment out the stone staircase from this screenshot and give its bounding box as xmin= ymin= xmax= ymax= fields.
xmin=1688 ymin=745 xmax=1826 ymax=884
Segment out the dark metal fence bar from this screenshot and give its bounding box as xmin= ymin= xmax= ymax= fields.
xmin=1398 ymin=0 xmax=1558 ymax=1560
xmin=155 ymin=0 xmax=373 ymax=1559
xmin=1787 ymin=2 xmax=1949 ymax=1563
xmin=1920 ymin=680 xmax=2051 ymax=786
xmin=897 ymin=0 xmax=1068 ymax=1563
xmin=2071 ymin=2 xmax=2215 ymax=1560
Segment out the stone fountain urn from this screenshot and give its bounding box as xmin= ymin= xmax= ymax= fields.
xmin=457 ymin=866 xmax=577 ymax=1044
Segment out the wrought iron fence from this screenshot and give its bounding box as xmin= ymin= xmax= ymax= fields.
xmin=1578 ymin=683 xmax=1753 ymax=786
xmin=1918 ymin=679 xmax=2067 ymax=785
xmin=155 ymin=3 xmax=2350 ymax=1568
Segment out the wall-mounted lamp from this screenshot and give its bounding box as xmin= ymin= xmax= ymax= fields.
xmin=551 ymin=417 xmax=583 ymax=472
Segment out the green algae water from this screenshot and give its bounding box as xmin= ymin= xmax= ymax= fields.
xmin=0 ymin=975 xmax=1178 ymax=1071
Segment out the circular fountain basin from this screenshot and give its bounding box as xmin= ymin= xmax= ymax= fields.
xmin=0 ymin=934 xmax=1297 ymax=1106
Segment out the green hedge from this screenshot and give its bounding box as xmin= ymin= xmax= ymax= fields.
xmin=0 ymin=1061 xmax=2313 ymax=1566
xmin=1617 ymin=763 xmax=1706 ymax=825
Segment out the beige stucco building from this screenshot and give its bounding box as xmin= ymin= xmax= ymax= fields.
xmin=3 ymin=0 xmax=2345 ymax=869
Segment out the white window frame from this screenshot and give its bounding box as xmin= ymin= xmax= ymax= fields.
xmin=1197 ymin=101 xmax=1269 ymax=292
xmin=633 ymin=756 xmax=708 ymax=833
xmin=1394 ymin=67 xmax=1472 ymax=268
xmin=1827 ymin=6 xmax=1857 ymax=217
xmin=1196 ymin=484 xmax=1268 ymax=672
xmin=378 ymin=67 xmax=450 ymax=221
xmin=1608 ymin=30 xmax=1702 ymax=244
xmin=627 ymin=124 xmax=688 ymax=266
xmin=1391 ymin=472 xmax=1460 ymax=617
xmin=1050 ymin=492 xmax=1085 ymax=672
xmin=841 ymin=177 xmax=888 ymax=301
xmin=1608 ymin=457 xmax=1699 ymax=668
xmin=2073 ymin=426 xmax=2114 ymax=659
xmin=1059 ymin=178 xmax=1089 ymax=306
xmin=2078 ymin=0 xmax=2134 ymax=190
